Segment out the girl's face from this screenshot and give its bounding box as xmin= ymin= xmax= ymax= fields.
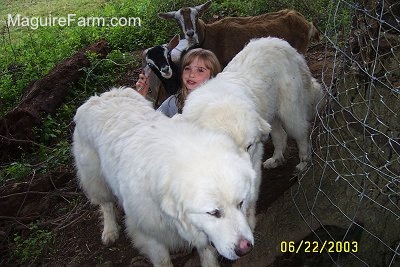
xmin=182 ymin=57 xmax=212 ymax=93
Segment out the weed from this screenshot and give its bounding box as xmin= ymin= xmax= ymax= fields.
xmin=0 ymin=162 xmax=32 ymax=183
xmin=40 ymin=115 xmax=63 ymax=144
xmin=12 ymin=224 xmax=54 ymax=265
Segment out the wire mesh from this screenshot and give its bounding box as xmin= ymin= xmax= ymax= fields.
xmin=294 ymin=0 xmax=399 ymax=265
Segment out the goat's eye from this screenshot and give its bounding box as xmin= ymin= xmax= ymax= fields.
xmin=237 ymin=201 xmax=244 ymax=209
xmin=207 ymin=209 xmax=222 ymax=218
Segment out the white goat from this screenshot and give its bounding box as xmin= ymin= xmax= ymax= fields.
xmin=159 ymin=1 xmax=320 ymax=67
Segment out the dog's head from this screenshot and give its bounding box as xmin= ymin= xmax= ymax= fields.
xmin=161 ymin=133 xmax=256 ymax=260
xmin=183 ymin=82 xmax=271 ymax=162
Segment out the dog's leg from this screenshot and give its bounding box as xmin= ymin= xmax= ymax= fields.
xmin=73 ymin=137 xmax=120 ymax=244
xmin=100 ymin=202 xmax=120 ymax=245
xmin=198 ymin=246 xmax=219 ymax=267
xmin=283 ymin=117 xmax=311 ymax=171
xmin=263 ymin=119 xmax=287 ymax=169
xmin=131 ymin=231 xmax=173 ymax=267
xmin=248 ymin=142 xmax=263 ymax=231
xmin=274 ymin=99 xmax=312 ymax=171
xmin=294 ymin=136 xmax=311 ymax=171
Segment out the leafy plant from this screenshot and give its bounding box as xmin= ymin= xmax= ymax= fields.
xmin=0 ymin=161 xmax=32 ymax=183
xmin=12 ymin=224 xmax=54 ymax=264
xmin=40 ymin=115 xmax=63 ymax=144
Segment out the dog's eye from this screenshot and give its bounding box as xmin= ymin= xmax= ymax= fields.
xmin=207 ymin=209 xmax=221 ymax=218
xmin=246 ymin=144 xmax=253 ymax=151
xmin=237 ymin=201 xmax=244 ymax=209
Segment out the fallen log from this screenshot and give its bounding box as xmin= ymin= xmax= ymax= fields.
xmin=0 ymin=169 xmax=74 ymax=219
xmin=0 ymin=40 xmax=111 ymax=162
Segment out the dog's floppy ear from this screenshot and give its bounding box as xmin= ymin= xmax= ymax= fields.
xmin=161 ymin=195 xmax=178 ymax=218
xmin=161 ymin=196 xmax=189 ymax=231
xmin=259 ymin=117 xmax=271 ymax=140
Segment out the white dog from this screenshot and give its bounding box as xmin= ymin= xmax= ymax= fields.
xmin=72 ymin=87 xmax=256 ymax=267
xmin=182 ymin=37 xmax=324 ymax=227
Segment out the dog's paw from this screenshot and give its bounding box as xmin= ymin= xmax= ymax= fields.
xmin=295 ymin=161 xmax=309 ymax=172
xmin=102 ymin=228 xmax=119 ymax=245
xmin=263 ymin=158 xmax=277 ymax=169
xmin=263 ymin=157 xmax=285 ymax=169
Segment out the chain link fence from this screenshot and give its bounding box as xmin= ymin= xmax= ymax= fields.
xmin=294 ymin=0 xmax=399 ymax=265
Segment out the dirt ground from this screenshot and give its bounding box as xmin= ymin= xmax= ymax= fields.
xmin=0 ymin=43 xmax=334 ymax=266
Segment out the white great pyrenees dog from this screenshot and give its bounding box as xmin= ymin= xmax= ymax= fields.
xmin=182 ymin=37 xmax=324 ymax=227
xmin=72 ymin=87 xmax=255 ymax=267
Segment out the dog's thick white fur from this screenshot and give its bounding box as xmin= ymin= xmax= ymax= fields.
xmin=182 ymin=37 xmax=324 ymax=227
xmin=72 ymin=87 xmax=256 ymax=267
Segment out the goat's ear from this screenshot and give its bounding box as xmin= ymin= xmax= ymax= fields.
xmin=167 ymin=34 xmax=180 ymax=51
xmin=142 ymin=48 xmax=149 ymax=59
xmin=195 ymin=1 xmax=212 ymax=14
xmin=141 ymin=48 xmax=149 ymax=66
xmin=158 ymin=11 xmax=176 ymax=20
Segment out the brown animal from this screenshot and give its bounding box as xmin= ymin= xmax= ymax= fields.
xmin=159 ymin=1 xmax=320 ymax=67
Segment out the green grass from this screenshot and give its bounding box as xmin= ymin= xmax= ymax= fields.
xmin=1 ymin=0 xmax=161 ymax=113
xmin=1 ymin=0 xmax=106 ymax=16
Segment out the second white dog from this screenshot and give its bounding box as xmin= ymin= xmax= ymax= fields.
xmin=72 ymin=88 xmax=256 ymax=267
xmin=182 ymin=38 xmax=324 ymax=229
xmin=183 ymin=37 xmax=324 ymax=171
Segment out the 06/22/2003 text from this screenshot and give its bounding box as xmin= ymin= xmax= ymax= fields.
xmin=280 ymin=240 xmax=358 ymax=254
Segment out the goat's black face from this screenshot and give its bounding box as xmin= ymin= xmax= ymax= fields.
xmin=145 ymin=45 xmax=173 ymax=79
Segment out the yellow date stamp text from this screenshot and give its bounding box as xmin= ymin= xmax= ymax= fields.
xmin=280 ymin=240 xmax=358 ymax=254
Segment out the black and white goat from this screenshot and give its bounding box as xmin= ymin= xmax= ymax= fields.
xmin=159 ymin=1 xmax=320 ymax=67
xmin=143 ymin=34 xmax=183 ymax=97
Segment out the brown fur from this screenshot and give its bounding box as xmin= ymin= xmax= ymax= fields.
xmin=197 ymin=9 xmax=319 ymax=67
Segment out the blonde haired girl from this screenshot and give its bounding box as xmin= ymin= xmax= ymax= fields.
xmin=136 ymin=48 xmax=221 ymax=117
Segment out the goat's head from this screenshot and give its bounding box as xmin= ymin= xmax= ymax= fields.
xmin=144 ymin=34 xmax=180 ymax=79
xmin=158 ymin=1 xmax=212 ymax=46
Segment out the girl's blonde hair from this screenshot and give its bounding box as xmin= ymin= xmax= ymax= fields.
xmin=176 ymin=48 xmax=221 ymax=113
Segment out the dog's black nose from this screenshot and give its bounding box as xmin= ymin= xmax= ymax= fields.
xmin=234 ymin=238 xmax=253 ymax=257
